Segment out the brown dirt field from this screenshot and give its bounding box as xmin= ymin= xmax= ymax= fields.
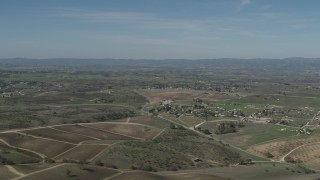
xmin=289 ymin=143 xmax=320 ymax=163
xmin=110 ymin=172 xmax=227 ymax=180
xmin=110 ymin=172 xmax=165 ymax=180
xmin=0 ymin=166 xmax=18 ymax=179
xmin=22 ymin=128 xmax=94 ymax=144
xmin=248 ymin=137 xmax=320 ymax=159
xmin=0 ymin=141 xmax=42 ymax=160
xmin=55 ymin=145 xmax=108 ymax=161
xmin=111 ymin=118 xmax=129 ymax=122
xmin=305 ymin=158 xmax=320 ymax=170
xmin=13 ymin=164 xmax=58 ymax=174
xmin=160 ymin=113 xmax=189 ymax=126
xmin=129 ymin=115 xmax=171 ymax=129
xmin=130 ymin=116 xmax=156 ymax=126
xmin=166 ymin=173 xmax=228 ymax=180
xmin=18 ymin=164 xmax=120 ymax=180
xmin=0 ymin=141 xmax=42 ymax=165
xmin=53 ymin=125 xmax=135 ymax=140
xmin=0 ymin=132 xmax=75 ymax=158
xmin=220 ymin=134 xmax=251 ymax=148
xmin=83 ymin=123 xmax=161 ymax=140
xmin=144 ymin=89 xmax=201 ymax=103
xmin=178 ymin=116 xmax=204 ymax=127
xmin=143 ymin=89 xmax=230 ymax=103
xmin=80 ymin=140 xmax=120 ymax=145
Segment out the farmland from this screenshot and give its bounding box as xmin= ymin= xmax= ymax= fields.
xmin=54 ymin=145 xmax=108 ymax=161
xmin=249 ymin=137 xmax=320 ymax=159
xmin=83 ymin=123 xmax=162 ymax=140
xmin=21 ymin=128 xmax=94 ymax=144
xmin=0 ymin=133 xmax=75 ymax=158
xmin=207 ymin=122 xmax=298 ymax=149
xmin=53 ymin=125 xmax=136 ymax=140
xmin=0 ymin=59 xmax=320 ymax=179
xmin=0 ymin=141 xmax=41 ymax=164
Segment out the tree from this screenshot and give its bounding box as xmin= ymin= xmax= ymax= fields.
xmin=65 ymin=169 xmax=72 ymax=177
xmin=94 ymin=160 xmax=104 ymax=166
xmin=170 ymin=123 xmax=176 ymax=129
xmin=203 ymin=129 xmax=211 ymax=135
xmin=265 ymin=152 xmax=274 ymax=158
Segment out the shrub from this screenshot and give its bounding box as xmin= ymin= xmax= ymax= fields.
xmin=265 ymin=152 xmax=274 ymax=158
xmin=44 ymin=157 xmax=55 ymax=163
xmin=94 ymin=160 xmax=104 ymax=166
xmin=104 ymin=163 xmax=118 ymax=169
xmin=203 ymin=129 xmax=211 ymax=135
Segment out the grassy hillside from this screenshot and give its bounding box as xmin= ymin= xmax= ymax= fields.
xmin=96 ymin=128 xmax=241 ymax=171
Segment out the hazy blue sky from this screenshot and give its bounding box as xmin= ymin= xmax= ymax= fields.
xmin=1 ymin=0 xmax=320 ymax=59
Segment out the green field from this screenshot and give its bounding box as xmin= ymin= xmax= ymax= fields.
xmin=213 ymin=122 xmax=298 ymax=149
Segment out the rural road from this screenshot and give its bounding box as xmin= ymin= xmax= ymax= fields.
xmin=157 ymin=115 xmax=269 ymax=162
xmin=0 ymin=139 xmax=46 ymax=159
xmin=0 ymin=119 xmax=166 ymax=165
xmin=280 ymin=142 xmax=320 ymax=162
xmin=303 ymin=111 xmax=320 ymax=128
xmin=152 ymin=128 xmax=167 ymax=140
xmin=0 ymin=121 xmax=156 ymax=134
xmin=6 ymin=165 xmax=25 ymax=177
xmin=12 ymin=164 xmax=65 ymax=180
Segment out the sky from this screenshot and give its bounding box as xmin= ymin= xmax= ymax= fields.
xmin=1 ymin=0 xmax=320 ymax=59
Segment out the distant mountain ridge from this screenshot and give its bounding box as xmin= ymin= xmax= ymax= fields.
xmin=0 ymin=58 xmax=320 ymax=72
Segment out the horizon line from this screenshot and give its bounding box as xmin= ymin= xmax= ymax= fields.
xmin=1 ymin=57 xmax=320 ymax=61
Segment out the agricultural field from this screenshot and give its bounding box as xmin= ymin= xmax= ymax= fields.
xmin=178 ymin=115 xmax=205 ymax=127
xmin=83 ymin=123 xmax=162 ymax=140
xmin=21 ymin=127 xmax=94 ymax=144
xmin=12 ymin=164 xmax=60 ymax=175
xmin=181 ymin=163 xmax=320 ymax=180
xmin=159 ymin=113 xmax=189 ymax=125
xmin=288 ymin=143 xmax=320 ymax=163
xmin=0 ymin=132 xmax=75 ymax=158
xmin=142 ymin=89 xmax=234 ymax=104
xmin=53 ymin=125 xmax=136 ymax=140
xmin=16 ymin=164 xmax=120 ymax=180
xmin=0 ymin=141 xmax=41 ymax=164
xmin=109 ymin=171 xmax=228 ymax=180
xmin=211 ymin=122 xmax=298 ymax=149
xmin=1 ymin=59 xmax=320 ymax=179
xmin=248 ymin=136 xmax=320 ymax=160
xmin=54 ymin=145 xmax=108 ymax=161
xmin=0 ymin=166 xmax=18 ymax=179
xmin=129 ymin=115 xmax=171 ymax=129
xmin=305 ymin=159 xmax=320 ymax=170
